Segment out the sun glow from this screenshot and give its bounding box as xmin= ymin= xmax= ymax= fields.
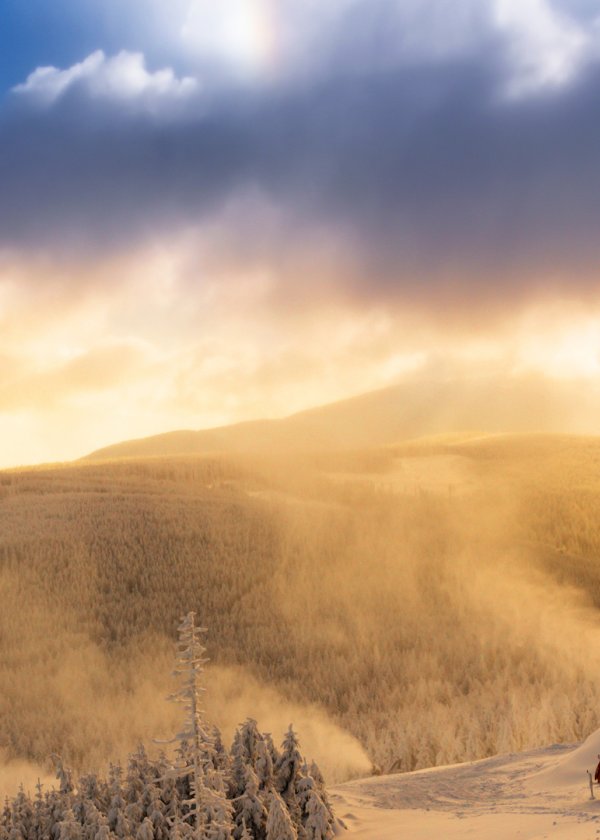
xmin=181 ymin=0 xmax=279 ymax=77
xmin=515 ymin=308 xmax=600 ymax=379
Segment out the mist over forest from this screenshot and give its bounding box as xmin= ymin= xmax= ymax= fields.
xmin=2 ymin=432 xmax=600 ymax=794
xmin=5 ymin=2 xmax=600 ymax=838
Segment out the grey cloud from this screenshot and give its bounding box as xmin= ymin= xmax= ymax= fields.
xmin=2 ymin=20 xmax=600 ymax=306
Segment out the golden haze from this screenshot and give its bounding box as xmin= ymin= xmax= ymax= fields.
xmin=2 ymin=436 xmax=600 ymax=792
xmin=2 ymin=240 xmax=600 ymax=467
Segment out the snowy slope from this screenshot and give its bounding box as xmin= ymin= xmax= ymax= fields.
xmin=332 ymin=729 xmax=600 ymax=839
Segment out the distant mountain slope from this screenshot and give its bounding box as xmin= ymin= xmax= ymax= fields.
xmin=85 ymin=372 xmax=600 ymax=460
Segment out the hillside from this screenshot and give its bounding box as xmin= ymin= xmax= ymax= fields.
xmin=84 ymin=372 xmax=600 ymax=460
xmin=3 ymin=435 xmax=600 ymax=781
xmin=334 ymin=727 xmax=600 ymax=838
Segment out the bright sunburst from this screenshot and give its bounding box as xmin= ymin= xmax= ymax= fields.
xmin=181 ymin=0 xmax=279 ymax=77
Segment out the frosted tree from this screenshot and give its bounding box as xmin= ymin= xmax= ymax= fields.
xmin=202 ymin=769 xmax=235 ymax=840
xmin=265 ymin=793 xmax=297 ymax=840
xmin=255 ymin=739 xmax=274 ymax=791
xmin=136 ymin=817 xmax=154 ymax=840
xmin=107 ymin=765 xmax=129 ymax=839
xmin=146 ymin=785 xmax=168 ymax=840
xmin=77 ymin=775 xmax=104 ymax=814
xmin=9 ymin=787 xmax=32 ymax=840
xmin=33 ymin=780 xmax=51 ymax=840
xmin=58 ymin=806 xmax=82 ymax=840
xmin=47 ymin=790 xmax=69 ymax=840
xmin=160 ymin=774 xmax=181 ymax=830
xmin=277 ymin=727 xmax=303 ymax=797
xmin=303 ymin=791 xmax=333 ymax=840
xmin=165 ymin=611 xmax=213 ymax=838
xmin=239 ymin=720 xmax=261 ymax=770
xmin=1 ymin=797 xmax=11 ymax=834
xmin=233 ymin=766 xmax=267 ymax=840
xmin=204 ymin=788 xmax=235 ymax=840
xmin=230 ymin=732 xmax=248 ymax=798
xmin=212 ymin=728 xmax=230 ymax=775
xmin=307 ymin=764 xmax=326 ymax=800
xmin=263 ymin=735 xmax=279 ymax=772
xmin=80 ymin=801 xmax=106 ymax=840
xmin=126 ymin=745 xmax=151 ymax=809
xmin=171 ymin=612 xmax=212 ymax=752
xmin=298 ymin=766 xmax=334 ymax=837
xmin=52 ymin=756 xmax=74 ymax=797
xmin=277 ymin=727 xmax=304 ymax=831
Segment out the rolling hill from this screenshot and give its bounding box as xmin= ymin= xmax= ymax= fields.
xmin=85 ymin=371 xmax=600 ymax=460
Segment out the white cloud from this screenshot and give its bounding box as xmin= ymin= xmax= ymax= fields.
xmin=494 ymin=0 xmax=590 ymax=96
xmin=178 ymin=0 xmax=594 ymax=92
xmin=13 ymin=50 xmax=198 ymax=108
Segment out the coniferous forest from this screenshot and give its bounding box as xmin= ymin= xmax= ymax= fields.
xmin=0 ymin=613 xmax=336 ymax=840
xmin=2 ymin=438 xmax=600 ymax=782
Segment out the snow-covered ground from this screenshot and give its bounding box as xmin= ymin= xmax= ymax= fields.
xmin=332 ymin=729 xmax=600 ymax=838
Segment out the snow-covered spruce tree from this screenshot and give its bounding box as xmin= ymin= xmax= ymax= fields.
xmin=58 ymin=804 xmax=82 ymax=840
xmin=265 ymin=792 xmax=297 ymax=840
xmin=145 ymin=780 xmax=168 ymax=840
xmin=10 ymin=786 xmax=33 ymax=840
xmin=126 ymin=744 xmax=151 ymax=821
xmin=277 ymin=727 xmax=303 ymax=799
xmin=254 ymin=739 xmax=274 ymax=792
xmin=212 ymin=729 xmax=230 ymax=776
xmin=230 ymin=731 xmax=248 ymax=799
xmin=233 ymin=766 xmax=267 ymax=840
xmin=33 ymin=779 xmax=51 ymax=840
xmin=297 ymin=766 xmax=335 ymax=839
xmin=107 ymin=764 xmax=129 ymax=839
xmin=276 ymin=726 xmax=304 ymax=833
xmin=303 ymin=790 xmax=334 ymax=840
xmin=52 ymin=755 xmax=74 ymax=797
xmin=80 ymin=800 xmax=108 ymax=840
xmin=263 ymin=735 xmax=280 ymax=775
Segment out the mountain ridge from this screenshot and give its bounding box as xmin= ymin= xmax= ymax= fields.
xmin=84 ymin=371 xmax=600 ymax=461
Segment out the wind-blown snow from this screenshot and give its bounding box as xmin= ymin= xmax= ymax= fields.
xmin=333 ymin=728 xmax=600 ymax=838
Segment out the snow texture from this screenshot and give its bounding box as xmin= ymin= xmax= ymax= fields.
xmin=332 ymin=727 xmax=600 ymax=839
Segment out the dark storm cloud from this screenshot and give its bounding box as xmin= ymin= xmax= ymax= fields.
xmin=2 ymin=36 xmax=600 ymax=301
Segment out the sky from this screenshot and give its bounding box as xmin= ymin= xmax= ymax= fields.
xmin=2 ymin=0 xmax=600 ymax=466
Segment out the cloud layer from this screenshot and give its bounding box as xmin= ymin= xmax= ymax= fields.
xmin=2 ymin=1 xmax=600 ymax=307
xmin=1 ymin=0 xmax=600 ymax=465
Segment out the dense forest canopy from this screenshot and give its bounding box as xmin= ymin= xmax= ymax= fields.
xmin=1 ymin=435 xmax=600 ymax=787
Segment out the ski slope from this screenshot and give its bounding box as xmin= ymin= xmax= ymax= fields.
xmin=332 ymin=729 xmax=600 ymax=838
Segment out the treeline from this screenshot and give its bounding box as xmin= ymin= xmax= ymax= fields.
xmin=1 ymin=609 xmax=336 ymax=840
xmin=1 ymin=725 xmax=334 ymax=840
